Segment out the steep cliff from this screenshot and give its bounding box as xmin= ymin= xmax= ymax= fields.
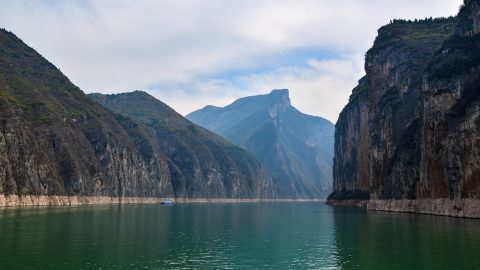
xmin=367 ymin=17 xmax=458 ymax=200
xmin=187 ymin=89 xmax=334 ymax=199
xmin=0 ymin=29 xmax=275 ymax=203
xmin=331 ymin=0 xmax=480 ymax=216
xmin=330 ymin=77 xmax=370 ymax=200
xmin=419 ymin=0 xmax=480 ymax=200
xmin=332 ymin=17 xmax=457 ymax=200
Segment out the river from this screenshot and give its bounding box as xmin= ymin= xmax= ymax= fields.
xmin=0 ymin=202 xmax=478 ymax=269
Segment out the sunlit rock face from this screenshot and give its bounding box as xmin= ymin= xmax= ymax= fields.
xmin=331 ymin=0 xmax=480 ymax=204
xmin=188 ymin=89 xmax=335 ymax=199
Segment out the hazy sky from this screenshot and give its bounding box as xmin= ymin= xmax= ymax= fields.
xmin=0 ymin=0 xmax=462 ymax=122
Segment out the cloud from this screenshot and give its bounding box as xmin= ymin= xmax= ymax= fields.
xmin=153 ymin=55 xmax=364 ymax=122
xmin=0 ymin=0 xmax=463 ymax=122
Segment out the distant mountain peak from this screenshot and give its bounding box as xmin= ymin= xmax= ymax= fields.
xmin=269 ymin=88 xmax=289 ymax=95
xmin=131 ymin=90 xmax=149 ymax=95
xmin=202 ymin=105 xmax=221 ymax=111
xmin=187 ymin=89 xmax=334 ymax=199
xmin=268 ymin=89 xmax=291 ymax=107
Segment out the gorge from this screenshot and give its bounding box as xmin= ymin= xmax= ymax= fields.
xmin=0 ymin=0 xmax=479 ymax=219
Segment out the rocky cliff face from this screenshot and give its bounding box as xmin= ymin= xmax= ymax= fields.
xmin=0 ymin=29 xmax=275 ymax=201
xmin=366 ymin=17 xmax=457 ymax=200
xmin=187 ymin=89 xmax=334 ymax=199
xmin=419 ymin=0 xmax=480 ymax=200
xmin=331 ymin=0 xmax=480 ymax=207
xmin=331 ymin=77 xmax=370 ymax=200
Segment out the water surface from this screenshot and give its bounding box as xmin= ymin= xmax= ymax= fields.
xmin=0 ymin=202 xmax=478 ymax=269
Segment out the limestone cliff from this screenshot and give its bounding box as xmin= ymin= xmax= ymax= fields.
xmin=331 ymin=77 xmax=370 ymax=200
xmin=330 ymin=0 xmax=480 ymax=216
xmin=420 ymin=0 xmax=480 ymax=200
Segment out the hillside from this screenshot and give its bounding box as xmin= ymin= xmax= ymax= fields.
xmin=0 ymin=29 xmax=275 ymax=204
xmin=89 ymin=91 xmax=276 ymax=199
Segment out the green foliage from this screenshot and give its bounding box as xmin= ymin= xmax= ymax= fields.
xmin=388 ymin=16 xmax=455 ymax=25
xmin=368 ymin=17 xmax=457 ymax=57
xmin=0 ymin=29 xmax=104 ymax=126
xmin=0 ymin=90 xmax=20 ymax=105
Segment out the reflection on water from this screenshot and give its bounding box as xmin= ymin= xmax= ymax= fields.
xmin=0 ymin=203 xmax=478 ymax=269
xmin=333 ymin=207 xmax=480 ymax=270
xmin=0 ymin=203 xmax=338 ymax=269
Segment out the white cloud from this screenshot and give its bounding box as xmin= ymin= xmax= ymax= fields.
xmin=156 ymin=55 xmax=364 ymax=122
xmin=0 ymin=0 xmax=463 ymax=122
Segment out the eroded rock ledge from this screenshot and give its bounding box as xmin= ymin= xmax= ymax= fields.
xmin=0 ymin=195 xmax=170 ymax=207
xmin=367 ymin=199 xmax=480 ymax=218
xmin=325 ymin=200 xmax=368 ymax=208
xmin=0 ymin=195 xmax=322 ymax=207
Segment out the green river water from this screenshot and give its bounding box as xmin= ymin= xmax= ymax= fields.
xmin=0 ymin=202 xmax=479 ymax=269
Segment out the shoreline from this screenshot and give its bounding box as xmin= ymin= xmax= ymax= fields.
xmin=367 ymin=199 xmax=480 ymax=219
xmin=326 ymin=198 xmax=480 ymax=219
xmin=325 ymin=199 xmax=368 ymax=208
xmin=5 ymin=195 xmax=479 ymax=218
xmin=0 ymin=195 xmax=324 ymax=207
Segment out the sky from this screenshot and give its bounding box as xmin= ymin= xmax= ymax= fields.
xmin=0 ymin=0 xmax=462 ymax=122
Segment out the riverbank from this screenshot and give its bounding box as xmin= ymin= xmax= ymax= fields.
xmin=326 ymin=198 xmax=480 ymax=218
xmin=325 ymin=199 xmax=368 ymax=208
xmin=367 ymin=199 xmax=480 ymax=219
xmin=0 ymin=195 xmax=323 ymax=207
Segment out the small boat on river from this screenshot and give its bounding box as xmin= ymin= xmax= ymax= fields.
xmin=160 ymin=200 xmax=173 ymax=205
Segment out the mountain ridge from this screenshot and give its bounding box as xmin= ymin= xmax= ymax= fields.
xmin=187 ymin=89 xmax=334 ymax=199
xmin=0 ymin=28 xmax=276 ymax=201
